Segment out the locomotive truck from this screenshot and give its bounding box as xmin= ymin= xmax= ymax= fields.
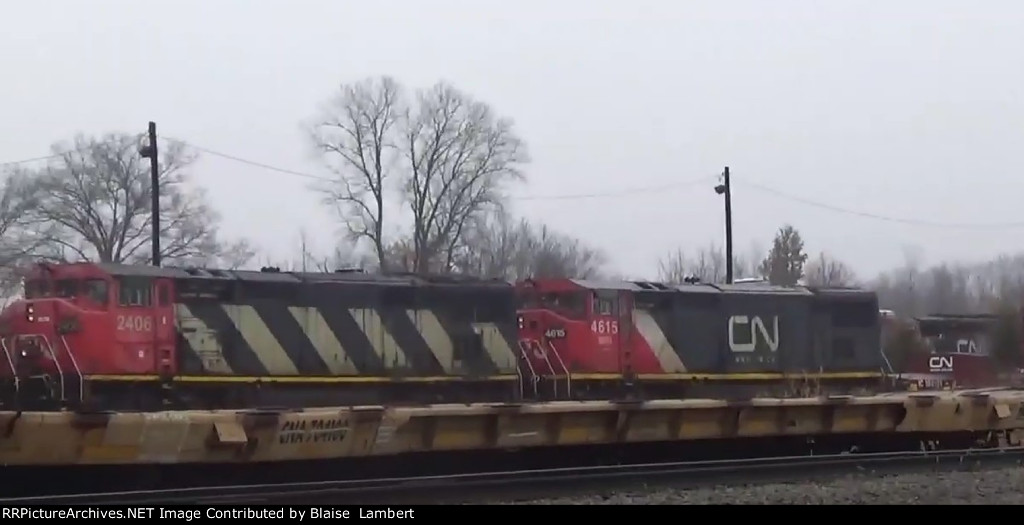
xmin=0 ymin=262 xmax=891 ymax=412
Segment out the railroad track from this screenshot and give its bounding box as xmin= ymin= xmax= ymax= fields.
xmin=7 ymin=446 xmax=1024 ymax=505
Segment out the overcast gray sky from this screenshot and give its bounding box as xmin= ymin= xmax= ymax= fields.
xmin=2 ymin=0 xmax=1022 ymax=279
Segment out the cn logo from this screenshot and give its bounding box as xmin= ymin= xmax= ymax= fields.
xmin=956 ymin=339 xmax=978 ymax=354
xmin=728 ymin=315 xmax=780 ymax=353
xmin=929 ymin=355 xmax=954 ymax=372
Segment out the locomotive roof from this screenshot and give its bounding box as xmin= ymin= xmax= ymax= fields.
xmin=804 ymin=286 xmax=877 ymax=301
xmin=92 ymin=263 xmax=511 ymax=288
xmin=569 ymin=278 xmax=873 ymax=299
xmin=915 ymin=314 xmax=998 ymax=332
xmin=711 ymin=282 xmax=815 ymax=295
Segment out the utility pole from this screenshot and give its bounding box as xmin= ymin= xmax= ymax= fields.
xmin=714 ymin=166 xmax=733 ymax=284
xmin=139 ymin=121 xmax=161 ymax=267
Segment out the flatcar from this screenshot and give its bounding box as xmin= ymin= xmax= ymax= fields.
xmin=0 ymin=262 xmax=523 ymax=411
xmin=516 ymin=278 xmax=891 ymax=399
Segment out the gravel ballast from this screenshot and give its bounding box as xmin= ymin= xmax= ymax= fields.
xmin=498 ymin=465 xmax=1024 ymax=505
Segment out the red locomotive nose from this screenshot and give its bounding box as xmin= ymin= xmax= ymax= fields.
xmin=14 ymin=338 xmax=49 ymax=375
xmin=3 ymin=301 xmax=60 ymax=377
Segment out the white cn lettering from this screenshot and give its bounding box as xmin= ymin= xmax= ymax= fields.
xmin=929 ymin=355 xmax=954 ymax=371
xmin=955 ymin=339 xmax=978 ymax=354
xmin=728 ymin=315 xmax=780 ymax=353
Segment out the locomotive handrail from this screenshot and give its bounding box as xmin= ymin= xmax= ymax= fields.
xmin=59 ymin=335 xmax=85 ymax=406
xmin=19 ymin=334 xmax=66 ymax=403
xmin=534 ymin=339 xmax=559 ymax=398
xmin=546 ymin=339 xmax=571 ymax=399
xmin=879 ymin=347 xmax=895 ymax=375
xmin=513 ymin=349 xmax=524 ymax=400
xmin=0 ymin=338 xmax=19 ymax=398
xmin=515 ymin=340 xmax=539 ymax=398
xmin=15 ymin=333 xmax=84 ymax=406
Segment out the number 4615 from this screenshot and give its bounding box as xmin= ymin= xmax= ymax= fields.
xmin=591 ymin=320 xmax=618 ymax=334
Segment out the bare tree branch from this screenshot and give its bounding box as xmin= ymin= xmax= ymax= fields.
xmin=0 ymin=168 xmax=51 ymax=300
xmin=657 ymin=241 xmax=755 ymax=284
xmin=656 ymin=248 xmax=689 ymax=284
xmin=402 ymin=82 xmax=528 ymax=273
xmin=309 ymin=76 xmax=401 ymax=269
xmin=452 ymin=210 xmax=605 ymax=280
xmin=26 ymin=132 xmax=252 ymax=268
xmin=259 ymin=229 xmax=370 ymax=273
xmin=805 ymin=251 xmax=857 ymax=287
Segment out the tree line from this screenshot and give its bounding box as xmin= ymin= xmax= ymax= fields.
xmin=2 ymin=74 xmax=1023 ymax=325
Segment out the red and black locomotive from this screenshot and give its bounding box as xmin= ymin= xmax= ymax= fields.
xmin=0 ymin=262 xmax=892 ymax=412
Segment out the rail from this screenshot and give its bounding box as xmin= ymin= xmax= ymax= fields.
xmin=0 ymin=338 xmax=18 ymax=399
xmin=535 ymin=340 xmax=557 ymax=397
xmin=880 ymin=346 xmax=896 ymax=375
xmin=515 ymin=340 xmax=539 ymax=398
xmin=22 ymin=334 xmax=66 ymax=403
xmin=546 ymin=339 xmax=571 ymax=398
xmin=521 ymin=338 xmax=559 ymax=398
xmin=60 ymin=334 xmax=85 ymax=406
xmin=513 ymin=347 xmax=524 ymax=399
xmin=14 ymin=333 xmax=84 ymax=407
xmin=9 ymin=447 xmax=1024 ymax=505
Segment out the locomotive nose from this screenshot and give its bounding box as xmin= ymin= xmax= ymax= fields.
xmin=2 ymin=300 xmax=58 ymax=370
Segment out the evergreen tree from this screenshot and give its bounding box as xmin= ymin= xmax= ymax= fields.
xmin=758 ymin=224 xmax=808 ymax=286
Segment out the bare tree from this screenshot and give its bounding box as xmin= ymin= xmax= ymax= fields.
xmin=453 ymin=211 xmax=605 ymax=280
xmin=872 ymin=245 xmax=925 ymax=315
xmin=734 ymin=240 xmax=767 ymax=280
xmin=403 ymin=82 xmax=529 ymax=272
xmin=0 ymin=169 xmax=51 ymax=302
xmin=870 ymin=251 xmax=1024 ymax=317
xmin=805 ymin=251 xmax=857 ymax=287
xmin=656 ymin=248 xmax=688 ymax=284
xmin=27 ymin=133 xmax=253 ymax=267
xmin=692 ymin=242 xmax=727 ymax=282
xmin=382 ymin=237 xmax=416 ymax=273
xmin=309 ymin=76 xmax=401 ymax=269
xmin=657 ymin=242 xmax=728 ymax=284
xmin=528 ymin=223 xmax=606 ymax=280
xmin=260 ymin=229 xmax=368 ymax=272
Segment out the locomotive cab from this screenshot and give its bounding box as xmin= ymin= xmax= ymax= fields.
xmin=903 ymin=314 xmax=1002 ymax=389
xmin=516 ymin=279 xmax=634 ymax=379
xmin=0 ymin=262 xmax=177 ymax=409
xmin=0 ymin=263 xmax=110 ymax=407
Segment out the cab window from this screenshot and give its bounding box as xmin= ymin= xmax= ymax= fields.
xmin=85 ymin=279 xmax=110 ymax=306
xmin=118 ymin=277 xmax=152 ymax=307
xmin=592 ymin=291 xmax=616 ymax=316
xmin=24 ymin=280 xmax=51 ymax=299
xmin=540 ymin=292 xmax=587 ymax=320
xmin=55 ymin=279 xmax=78 ymax=298
xmin=157 ymin=283 xmax=170 ymax=306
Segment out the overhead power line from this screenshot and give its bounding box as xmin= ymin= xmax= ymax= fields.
xmin=739 ymin=180 xmax=1024 ymax=230
xmin=164 ymin=137 xmax=716 ymax=202
xmin=163 ymin=137 xmax=328 ymax=182
xmin=7 ymin=138 xmax=1024 ymax=229
xmin=0 ymin=153 xmax=65 ymax=168
xmin=516 ymin=176 xmax=716 ymax=201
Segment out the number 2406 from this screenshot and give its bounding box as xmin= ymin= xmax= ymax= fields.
xmin=117 ymin=315 xmax=153 ymax=332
